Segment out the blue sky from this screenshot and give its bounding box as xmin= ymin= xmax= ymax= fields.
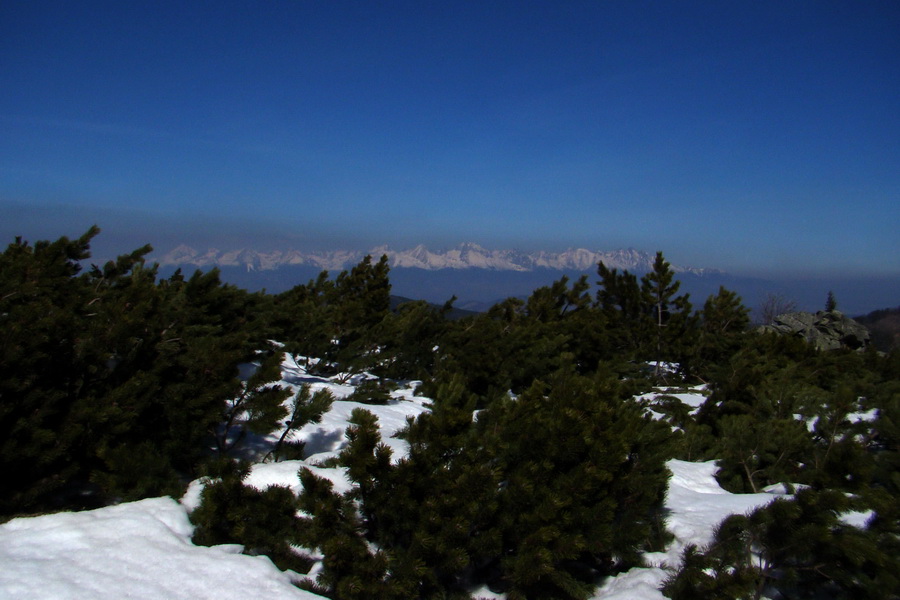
xmin=1 ymin=1 xmax=898 ymax=275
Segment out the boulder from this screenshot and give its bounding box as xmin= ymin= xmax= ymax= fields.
xmin=760 ymin=310 xmax=870 ymax=351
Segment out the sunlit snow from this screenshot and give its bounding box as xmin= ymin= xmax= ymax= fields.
xmin=0 ymin=497 xmax=324 ymax=600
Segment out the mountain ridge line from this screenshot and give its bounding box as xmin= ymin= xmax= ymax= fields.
xmin=155 ymin=243 xmax=722 ymax=276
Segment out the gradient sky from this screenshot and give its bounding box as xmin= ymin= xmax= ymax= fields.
xmin=2 ymin=1 xmax=899 ymax=275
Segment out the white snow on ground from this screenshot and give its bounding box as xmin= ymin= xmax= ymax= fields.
xmin=800 ymin=406 xmax=879 ymax=433
xmin=635 ymin=385 xmax=709 ymax=418
xmin=847 ymin=408 xmax=879 ymax=424
xmin=293 ymin=393 xmax=430 ymax=464
xmin=840 ymin=509 xmax=875 ymax=528
xmin=592 ymin=459 xmax=780 ymax=600
xmin=272 ymin=354 xmax=431 ymax=464
xmin=651 ymin=460 xmax=782 ymax=567
xmin=0 ymin=454 xmax=783 ymax=600
xmin=244 ymin=462 xmax=353 ymax=497
xmin=0 ymin=497 xmax=325 ymax=600
xmin=0 ymin=357 xmax=825 ymax=599
xmin=592 ymin=567 xmax=672 ymax=600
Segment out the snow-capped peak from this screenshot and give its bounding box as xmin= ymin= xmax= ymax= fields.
xmin=155 ymin=244 xmax=713 ymax=274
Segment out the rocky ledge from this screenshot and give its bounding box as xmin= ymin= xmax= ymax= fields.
xmin=761 ymin=310 xmax=870 ymax=351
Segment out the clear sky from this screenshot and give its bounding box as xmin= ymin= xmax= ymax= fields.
xmin=1 ymin=1 xmax=898 ymax=275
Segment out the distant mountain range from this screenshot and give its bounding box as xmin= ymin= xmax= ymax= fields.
xmin=153 ymin=243 xmax=899 ymax=317
xmin=156 ymin=243 xmax=721 ymax=276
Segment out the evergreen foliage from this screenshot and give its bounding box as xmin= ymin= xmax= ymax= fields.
xmin=0 ymin=229 xmax=279 ymax=514
xmin=215 ymin=350 xmax=292 ymax=455
xmin=373 ymin=298 xmax=453 ymax=380
xmin=593 ymin=253 xmax=699 ymax=378
xmin=596 ymin=261 xmax=645 ymax=358
xmin=190 ymin=460 xmax=311 ymax=574
xmin=296 ymin=467 xmax=408 ymax=600
xmin=266 ymin=384 xmax=335 ymax=462
xmin=327 ymin=254 xmax=392 ymax=379
xmin=308 ymin=367 xmax=673 ymax=599
xmin=346 ymin=378 xmax=396 ymax=405
xmin=664 ymin=488 xmax=900 ymax=599
xmin=432 ymin=275 xmax=608 ymax=401
xmin=640 ymin=252 xmax=694 ymax=380
xmin=482 ymin=366 xmax=674 ymax=598
xmin=270 ymin=271 xmax=335 ymax=370
xmin=694 ymin=286 xmax=751 ymax=377
xmin=272 ymin=254 xmax=391 ymax=379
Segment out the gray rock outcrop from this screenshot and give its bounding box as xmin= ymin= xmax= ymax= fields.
xmin=761 ymin=310 xmax=870 ymax=351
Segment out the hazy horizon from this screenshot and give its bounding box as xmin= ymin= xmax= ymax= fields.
xmin=3 ymin=199 xmax=900 ymax=284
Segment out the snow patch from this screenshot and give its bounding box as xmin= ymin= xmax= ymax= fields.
xmin=0 ymin=497 xmax=325 ymax=600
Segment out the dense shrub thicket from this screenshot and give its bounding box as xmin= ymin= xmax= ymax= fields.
xmin=2 ymin=228 xmax=898 ymax=599
xmin=0 ymin=228 xmax=284 ymax=511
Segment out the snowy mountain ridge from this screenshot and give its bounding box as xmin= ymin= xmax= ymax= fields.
xmin=156 ymin=243 xmax=721 ymax=276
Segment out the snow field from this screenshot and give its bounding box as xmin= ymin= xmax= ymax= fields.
xmin=0 ymin=497 xmax=324 ymax=600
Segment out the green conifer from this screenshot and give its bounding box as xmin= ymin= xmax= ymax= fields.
xmin=640 ymin=252 xmax=694 ymax=380
xmin=596 ymin=261 xmax=646 ymax=357
xmin=266 ymin=384 xmax=334 ymax=462
xmin=482 ymin=366 xmax=673 ymax=599
xmin=214 ymin=349 xmax=291 ymax=455
xmin=297 ymin=468 xmax=406 ymax=599
xmin=695 ymin=286 xmax=750 ymax=377
xmin=191 ymin=460 xmax=311 ymax=574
